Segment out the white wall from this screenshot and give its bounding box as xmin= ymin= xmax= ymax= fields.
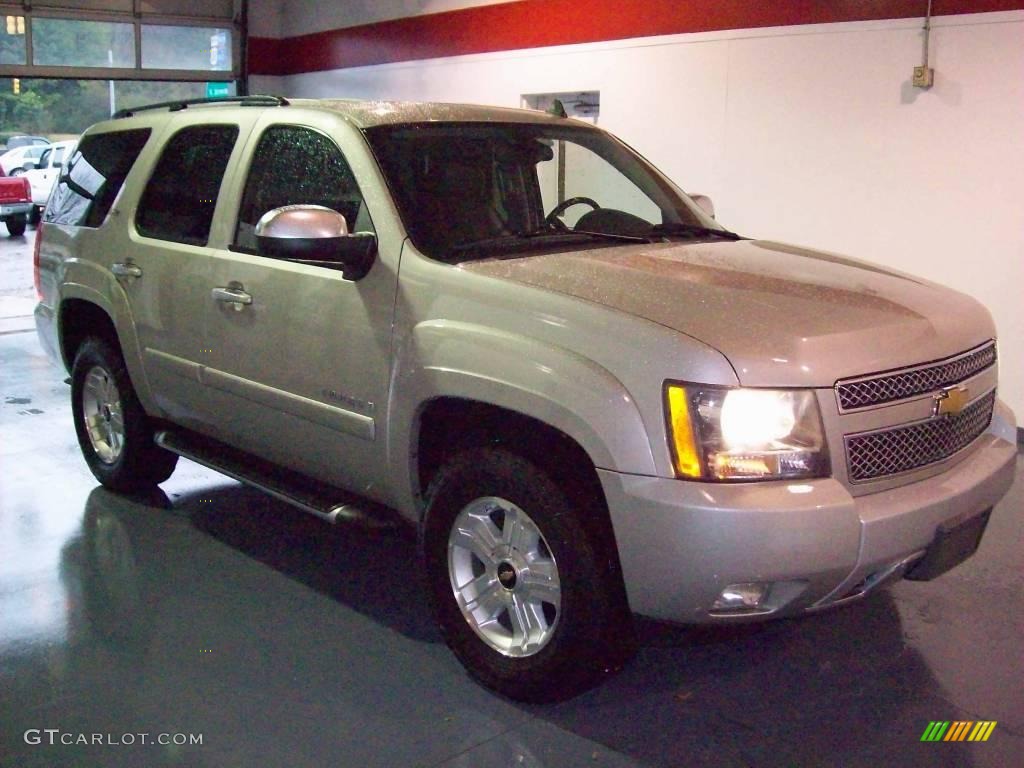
xmin=278 ymin=0 xmax=516 ymax=38
xmin=267 ymin=11 xmax=1024 ymax=417
xmin=247 ymin=0 xmax=283 ymax=38
xmin=245 ymin=0 xmax=515 ymax=39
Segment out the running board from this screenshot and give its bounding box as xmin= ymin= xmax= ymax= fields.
xmin=154 ymin=429 xmax=402 ymax=531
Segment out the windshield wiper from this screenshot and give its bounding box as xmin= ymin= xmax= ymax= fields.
xmin=650 ymin=223 xmax=743 ymax=240
xmin=450 ymin=228 xmax=649 ymax=254
xmin=568 ymin=229 xmax=651 ymax=243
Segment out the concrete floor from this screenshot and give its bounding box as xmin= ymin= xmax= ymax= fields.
xmin=1 ymin=229 xmax=1022 ymax=767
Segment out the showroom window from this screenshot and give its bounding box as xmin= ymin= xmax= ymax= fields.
xmin=31 ymin=18 xmax=136 ymax=68
xmin=0 ymin=3 xmax=240 ymax=141
xmin=141 ymin=24 xmax=231 ymax=71
xmin=235 ymin=126 xmax=374 ymax=253
xmin=136 ymin=124 xmax=238 ymax=245
xmin=1 ymin=15 xmax=25 ymax=65
xmin=45 ymin=128 xmax=151 ymax=227
xmin=0 ymin=11 xmax=235 ymax=74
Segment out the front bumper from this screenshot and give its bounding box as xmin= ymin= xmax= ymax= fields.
xmin=600 ymin=406 xmax=1017 ymax=624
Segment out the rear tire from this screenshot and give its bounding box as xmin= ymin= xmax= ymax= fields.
xmin=71 ymin=337 xmax=178 ymax=491
xmin=422 ymin=447 xmax=634 ymax=702
xmin=6 ymin=217 xmax=26 ymax=236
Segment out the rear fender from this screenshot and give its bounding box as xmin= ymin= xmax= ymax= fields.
xmin=58 ymin=258 xmax=158 ymax=415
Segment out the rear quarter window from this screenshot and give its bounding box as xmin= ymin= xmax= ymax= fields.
xmin=44 ymin=129 xmax=151 ymax=228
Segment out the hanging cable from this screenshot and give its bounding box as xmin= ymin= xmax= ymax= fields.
xmin=923 ymin=0 xmax=933 ymax=70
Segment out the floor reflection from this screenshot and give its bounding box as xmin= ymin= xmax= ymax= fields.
xmin=39 ymin=485 xmax=968 ymax=767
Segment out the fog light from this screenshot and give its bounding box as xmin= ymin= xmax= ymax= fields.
xmin=712 ymin=582 xmax=769 ymax=612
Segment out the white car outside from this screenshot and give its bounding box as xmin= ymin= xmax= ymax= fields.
xmin=0 ymin=144 xmax=48 ymax=176
xmin=25 ymin=140 xmax=77 ymax=208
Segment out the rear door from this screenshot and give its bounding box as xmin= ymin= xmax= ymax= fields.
xmin=124 ymin=113 xmax=260 ymax=430
xmin=200 ymin=112 xmax=400 ymax=497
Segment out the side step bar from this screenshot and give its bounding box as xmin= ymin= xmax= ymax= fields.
xmin=154 ymin=429 xmax=403 ymax=531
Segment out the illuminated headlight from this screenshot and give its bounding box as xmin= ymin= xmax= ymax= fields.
xmin=665 ymin=383 xmax=829 ymax=481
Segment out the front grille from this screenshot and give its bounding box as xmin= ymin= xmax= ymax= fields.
xmin=845 ymin=390 xmax=995 ymax=482
xmin=836 ymin=342 xmax=996 ymax=411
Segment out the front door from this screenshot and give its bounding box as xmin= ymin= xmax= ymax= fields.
xmin=201 ymin=118 xmax=398 ymax=498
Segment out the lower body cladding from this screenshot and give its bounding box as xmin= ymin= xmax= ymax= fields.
xmin=600 ymin=431 xmax=1017 ymax=624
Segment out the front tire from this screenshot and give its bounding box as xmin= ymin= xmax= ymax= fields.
xmin=422 ymin=447 xmax=634 ymax=702
xmin=71 ymin=337 xmax=178 ymax=490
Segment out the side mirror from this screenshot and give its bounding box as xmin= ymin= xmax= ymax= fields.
xmin=255 ymin=205 xmax=377 ymax=280
xmin=689 ymin=193 xmax=715 ymax=219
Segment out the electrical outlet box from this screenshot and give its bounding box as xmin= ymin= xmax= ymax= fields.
xmin=913 ymin=66 xmax=934 ymax=88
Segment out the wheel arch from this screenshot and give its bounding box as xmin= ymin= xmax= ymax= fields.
xmin=389 ymin=321 xmax=653 ymax=616
xmin=57 ymin=286 xmax=158 ymax=415
xmin=388 ymin=321 xmax=657 ymax=518
xmin=59 ymin=297 xmax=119 ymax=371
xmin=415 ymin=397 xmax=608 ymax=518
xmin=415 ymin=396 xmax=634 ymax=620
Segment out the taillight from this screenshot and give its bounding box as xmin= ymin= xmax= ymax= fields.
xmin=33 ymin=221 xmax=43 ymax=301
xmin=19 ymin=177 xmax=31 ymax=199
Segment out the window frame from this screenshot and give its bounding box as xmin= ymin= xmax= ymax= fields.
xmin=363 ymin=121 xmax=716 ymax=262
xmin=231 ymin=123 xmax=376 ymax=258
xmin=43 ymin=127 xmax=150 ymax=229
xmin=134 ymin=122 xmax=239 ymax=247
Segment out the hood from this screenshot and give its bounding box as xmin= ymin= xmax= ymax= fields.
xmin=461 ymin=239 xmax=996 ymax=387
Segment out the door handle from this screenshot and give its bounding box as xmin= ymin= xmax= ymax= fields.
xmin=211 ymin=286 xmax=253 ymax=310
xmin=111 ymin=262 xmax=142 ymax=278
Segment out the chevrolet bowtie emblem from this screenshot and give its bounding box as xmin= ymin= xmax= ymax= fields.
xmin=933 ymin=385 xmax=969 ymax=417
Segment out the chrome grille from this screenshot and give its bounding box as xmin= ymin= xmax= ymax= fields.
xmin=836 ymin=343 xmax=996 ymax=411
xmin=845 ymin=391 xmax=995 ymax=482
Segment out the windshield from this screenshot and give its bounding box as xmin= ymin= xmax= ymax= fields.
xmin=364 ymin=121 xmax=727 ymax=262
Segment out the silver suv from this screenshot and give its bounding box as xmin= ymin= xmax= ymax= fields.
xmin=34 ymin=96 xmax=1017 ymax=702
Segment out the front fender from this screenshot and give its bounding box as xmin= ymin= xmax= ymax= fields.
xmin=386 ymin=320 xmax=657 ymax=516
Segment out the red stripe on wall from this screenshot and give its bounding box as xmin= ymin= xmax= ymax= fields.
xmin=249 ymin=0 xmax=1024 ymax=76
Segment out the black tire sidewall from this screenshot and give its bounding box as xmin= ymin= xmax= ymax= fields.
xmin=423 ymin=447 xmax=626 ymax=702
xmin=6 ymin=217 xmax=26 ymax=236
xmin=70 ymin=337 xmax=176 ymax=490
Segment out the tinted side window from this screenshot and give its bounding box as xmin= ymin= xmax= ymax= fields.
xmin=44 ymin=129 xmax=150 ymax=228
xmin=136 ymin=124 xmax=238 ymax=246
xmin=234 ymin=125 xmax=372 ymax=251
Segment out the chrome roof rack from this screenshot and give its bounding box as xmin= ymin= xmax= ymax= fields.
xmin=113 ymin=95 xmax=289 ymax=119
